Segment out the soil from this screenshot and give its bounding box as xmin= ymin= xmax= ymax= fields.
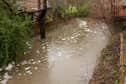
xmin=89 ymin=33 xmax=120 ymax=84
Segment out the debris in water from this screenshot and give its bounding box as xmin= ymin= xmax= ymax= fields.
xmin=42 ymin=46 xmax=46 ymax=49
xmin=29 ymin=59 xmax=34 ymax=62
xmin=34 ymin=67 xmax=38 ymax=70
xmin=78 ymin=20 xmax=88 ymax=28
xmin=0 ymin=79 xmax=7 ymax=84
xmin=18 ymin=73 xmax=22 ymax=76
xmin=26 ymin=71 xmax=32 ymax=75
xmin=24 ymin=67 xmax=31 ymax=71
xmin=21 ymin=60 xmax=28 ymax=65
xmin=84 ymin=28 xmax=92 ymax=32
xmin=71 ymin=37 xmax=74 ymax=39
xmin=26 ymin=41 xmax=31 ymax=46
xmin=84 ymin=28 xmax=97 ymax=34
xmin=0 ymin=73 xmax=12 ymax=84
xmin=36 ymin=50 xmax=40 ymax=54
xmin=37 ymin=60 xmax=41 ymax=63
xmin=29 ymin=46 xmax=32 ymax=49
xmin=32 ymin=62 xmax=36 ymax=65
xmin=61 ymin=38 xmax=66 ymax=41
xmin=5 ymin=64 xmax=14 ymax=71
xmin=24 ymin=52 xmax=27 ymax=55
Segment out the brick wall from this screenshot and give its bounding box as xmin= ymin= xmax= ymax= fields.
xmin=24 ymin=0 xmax=39 ymax=11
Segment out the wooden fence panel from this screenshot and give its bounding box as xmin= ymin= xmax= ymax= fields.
xmin=91 ymin=0 xmax=121 ymax=19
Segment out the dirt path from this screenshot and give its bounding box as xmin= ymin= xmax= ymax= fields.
xmin=7 ymin=18 xmax=111 ymax=84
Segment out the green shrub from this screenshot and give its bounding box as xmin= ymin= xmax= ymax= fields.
xmin=65 ymin=5 xmax=78 ymax=16
xmin=45 ymin=10 xmax=54 ymax=23
xmin=0 ymin=1 xmax=32 ymax=67
xmin=54 ymin=3 xmax=90 ymax=18
xmin=77 ymin=3 xmax=90 ymax=17
xmin=54 ymin=6 xmax=66 ymax=18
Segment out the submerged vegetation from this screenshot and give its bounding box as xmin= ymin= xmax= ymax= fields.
xmin=0 ymin=0 xmax=32 ymax=67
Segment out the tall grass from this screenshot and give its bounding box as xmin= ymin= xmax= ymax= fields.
xmin=0 ymin=1 xmax=32 ymax=67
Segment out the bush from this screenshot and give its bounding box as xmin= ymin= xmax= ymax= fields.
xmin=65 ymin=5 xmax=78 ymax=16
xmin=76 ymin=3 xmax=90 ymax=17
xmin=0 ymin=1 xmax=32 ymax=67
xmin=54 ymin=6 xmax=66 ymax=18
xmin=54 ymin=3 xmax=90 ymax=18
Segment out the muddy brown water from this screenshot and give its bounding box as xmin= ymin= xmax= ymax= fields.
xmin=7 ymin=18 xmax=111 ymax=84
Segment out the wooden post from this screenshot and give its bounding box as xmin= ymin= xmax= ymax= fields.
xmin=120 ymin=33 xmax=125 ymax=84
xmin=37 ymin=0 xmax=47 ymax=39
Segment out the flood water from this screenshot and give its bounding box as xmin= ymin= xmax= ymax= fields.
xmin=7 ymin=18 xmax=111 ymax=84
